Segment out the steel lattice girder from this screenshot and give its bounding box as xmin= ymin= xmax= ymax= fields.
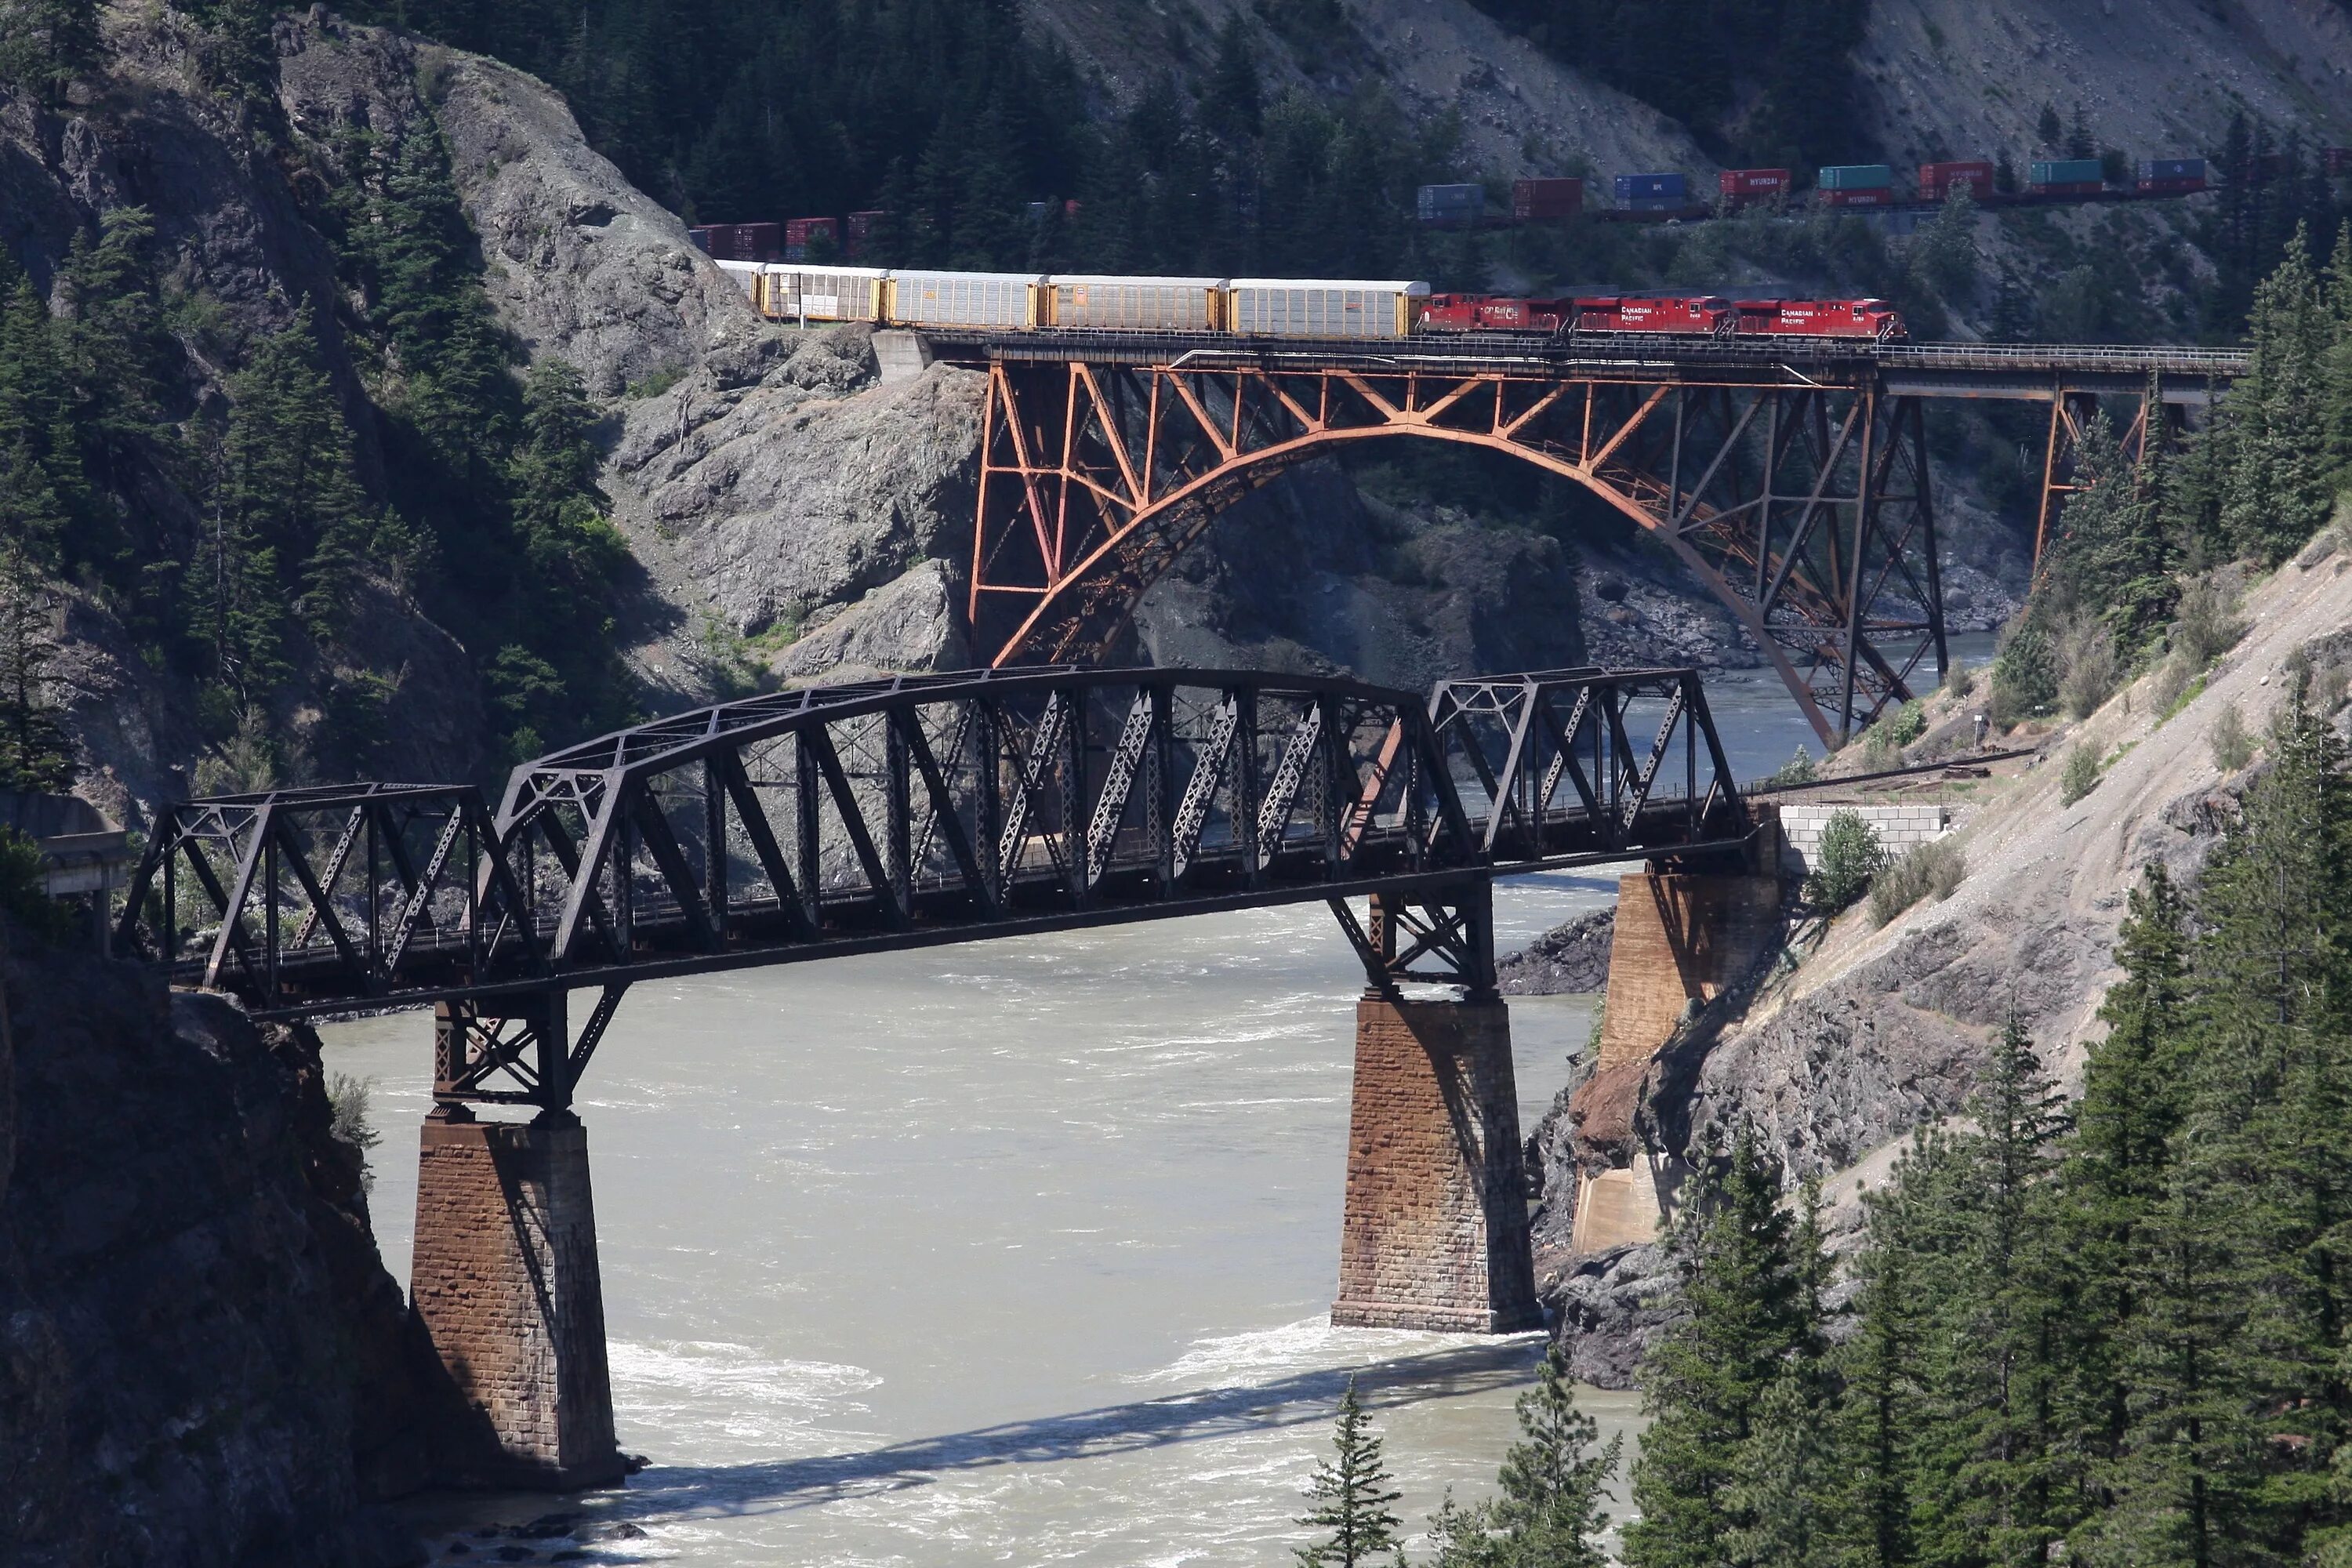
xmin=116 ymin=666 xmax=1755 ymax=1033
xmin=969 ymin=361 xmax=1962 ymax=742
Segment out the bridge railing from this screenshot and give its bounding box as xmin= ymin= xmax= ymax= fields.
xmin=113 ymin=666 xmax=1751 ymax=1019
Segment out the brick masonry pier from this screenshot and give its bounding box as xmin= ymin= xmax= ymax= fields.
xmin=1333 ymin=995 xmax=1542 ymax=1332
xmin=410 ymin=1109 xmax=625 ymax=1488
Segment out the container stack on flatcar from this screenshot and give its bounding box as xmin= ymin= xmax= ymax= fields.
xmin=1817 ymin=165 xmax=1895 ymax=208
xmin=691 ymin=222 xmax=781 ymax=262
xmin=1417 ymin=183 xmax=1486 ymax=227
xmin=1918 ymin=160 xmax=1994 ymax=201
xmin=2136 ymin=158 xmax=2207 ymax=194
xmin=784 ymin=217 xmax=839 ymax=261
xmin=2029 ymin=158 xmax=2107 ymax=196
xmin=1719 ymin=169 xmax=1790 ymax=209
xmin=1512 ymin=177 xmax=1584 ymax=220
xmin=845 ymin=211 xmax=887 ymax=260
xmin=1615 ymin=172 xmax=1688 ymax=213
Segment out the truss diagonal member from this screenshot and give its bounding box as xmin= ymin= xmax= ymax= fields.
xmin=1481 ymin=682 xmax=1545 ymax=855
xmin=627 ymin=787 xmax=718 ymax=949
xmin=1582 ymin=386 xmax=1671 ymax=476
xmin=1388 ymin=901 xmax=1472 ymax=975
xmin=451 ymin=1013 xmax=540 ymax=1098
xmin=1497 ymin=382 xmax=1569 ymax=441
xmin=1256 ymin=704 xmax=1325 ymax=862
xmin=1327 ymin=896 xmax=1395 ymax=993
xmin=898 ymin=707 xmax=993 ymax=909
xmin=1667 ymin=394 xmax=1766 ymax=535
xmin=714 ymin=750 xmax=818 ymax=937
xmin=568 ymin=983 xmax=631 ymax=1080
xmin=1762 ymin=399 xmax=1864 ymax=614
xmin=1623 ymin=690 xmax=1690 ymax=828
xmin=1171 ymin=694 xmax=1241 ymax=880
xmin=907 ymin=703 xmax=975 ymax=876
xmin=1341 ymin=719 xmax=1406 ymax=858
xmin=203 ymin=806 xmax=273 ymax=992
xmin=292 ymin=804 xmax=367 ymax=949
xmin=1537 ymin=688 xmax=1601 ymax=824
xmin=800 ymin=724 xmax=905 ymax=927
xmin=385 ymin=807 xmax=468 ymax=978
xmin=1073 ymin=362 xmax=1145 ymax=506
xmin=989 ymin=364 xmax=1062 ymax=577
xmin=1163 ymin=372 xmax=1237 ymax=462
xmin=269 ymin=814 xmax=371 ymax=989
xmin=1087 ymin=689 xmax=1157 ymax=882
xmin=995 ymin=693 xmax=1072 ymax=898
xmin=549 ymin=786 xmax=626 ymax=964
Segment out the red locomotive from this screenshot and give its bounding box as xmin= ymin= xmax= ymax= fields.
xmin=1418 ymin=292 xmax=1904 ymax=342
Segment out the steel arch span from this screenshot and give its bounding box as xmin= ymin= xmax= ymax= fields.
xmin=970 ymin=355 xmax=1949 ymax=743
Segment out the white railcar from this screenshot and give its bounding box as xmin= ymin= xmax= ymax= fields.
xmin=714 ymin=258 xmax=767 ymax=312
xmin=887 ymin=270 xmax=1047 ymax=329
xmin=1047 ymin=275 xmax=1227 ymax=332
xmin=760 ymin=264 xmax=887 ymax=323
xmin=1225 ymin=278 xmax=1432 ymax=339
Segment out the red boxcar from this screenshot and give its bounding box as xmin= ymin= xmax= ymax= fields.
xmin=699 ymin=221 xmax=781 ymax=262
xmin=1719 ymin=168 xmax=1791 ymax=208
xmin=1574 ymin=296 xmax=1733 ymax=334
xmin=1512 ymin=178 xmax=1584 ymax=220
xmin=1735 ymin=299 xmax=1906 ymax=340
xmin=1820 ymin=187 xmax=1892 ymax=209
xmin=1918 ymin=160 xmax=1994 ymax=201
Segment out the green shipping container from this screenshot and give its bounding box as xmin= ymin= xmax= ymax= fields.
xmin=2030 ymin=159 xmax=2104 ymax=186
xmin=1817 ymin=164 xmax=1894 ymax=191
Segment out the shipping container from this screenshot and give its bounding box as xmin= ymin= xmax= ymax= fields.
xmin=1512 ymin=177 xmax=1584 ymax=220
xmin=1918 ymin=160 xmax=1994 ymax=200
xmin=844 ymin=210 xmax=887 ymax=260
xmin=714 ymin=258 xmax=766 ymax=312
xmin=2138 ymin=158 xmax=2205 ymax=182
xmin=1613 ymin=172 xmax=1686 ymax=201
xmin=687 ymin=226 xmax=713 ymax=254
xmin=698 ymin=221 xmax=782 ymax=263
xmin=760 ymin=264 xmax=886 ymax=322
xmin=1817 ymin=164 xmax=1894 ymax=191
xmin=1417 ymin=183 xmax=1484 ymax=224
xmin=1719 ymin=168 xmax=1791 ymax=206
xmin=2136 ymin=176 xmax=2209 ymax=196
xmin=783 ymin=217 xmax=840 ymax=262
xmin=1047 ymin=275 xmax=1225 ymax=332
xmin=2028 ymin=158 xmax=2105 ymax=189
xmin=886 ymin=270 xmax=1047 ymax=329
xmin=1227 ymin=279 xmax=1432 ymax=339
xmin=1621 ymin=196 xmax=1691 ymax=214
xmin=2030 ymin=181 xmax=2106 ymax=198
xmin=1820 ymin=187 xmax=1893 ymax=208
xmin=2328 ymin=147 xmax=2352 ymax=176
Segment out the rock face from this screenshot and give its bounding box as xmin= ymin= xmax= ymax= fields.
xmin=1496 ymin=908 xmax=1617 ymax=996
xmin=1534 ymin=552 xmax=2352 ymax=1384
xmin=0 ymin=938 xmax=437 ymax=1566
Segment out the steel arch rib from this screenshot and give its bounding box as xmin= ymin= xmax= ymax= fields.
xmin=985 ymin=418 xmax=1838 ymax=744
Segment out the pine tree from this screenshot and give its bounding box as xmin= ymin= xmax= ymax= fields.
xmin=1296 ymin=1376 xmax=1405 ymax=1568
xmin=0 ymin=0 xmax=104 ymax=100
xmin=1203 ymin=12 xmax=1264 ymax=143
xmin=1490 ymin=1343 xmax=1622 ymax=1567
xmin=1724 ymin=1374 xmax=1840 ymax=1568
xmin=223 ymin=303 xmax=370 ymax=644
xmin=0 ymin=550 xmax=74 ymax=793
xmin=1624 ymin=1130 xmax=1816 ymax=1568
xmin=0 ymin=274 xmax=80 ymax=567
xmin=2047 ymin=410 xmax=2174 ymax=648
xmin=2220 ymin=230 xmax=2340 ymax=563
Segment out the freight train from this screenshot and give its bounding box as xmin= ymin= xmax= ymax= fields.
xmin=713 ymin=262 xmax=1907 ymax=343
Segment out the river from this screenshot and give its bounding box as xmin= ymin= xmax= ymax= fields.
xmin=326 ymin=650 xmax=1987 ymax=1565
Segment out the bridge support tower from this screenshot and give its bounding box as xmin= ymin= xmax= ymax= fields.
xmin=1330 ymin=883 xmax=1541 ymax=1332
xmin=408 ymin=990 xmax=626 ymax=1488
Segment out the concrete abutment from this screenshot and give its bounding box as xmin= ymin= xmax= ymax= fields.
xmin=1332 ymin=994 xmax=1542 ymax=1333
xmin=409 ymin=1109 xmax=625 ymax=1489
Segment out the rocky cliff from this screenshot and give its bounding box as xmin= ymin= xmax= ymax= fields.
xmin=0 ymin=935 xmax=438 ymax=1566
xmin=1535 ymin=546 xmax=2352 ymax=1384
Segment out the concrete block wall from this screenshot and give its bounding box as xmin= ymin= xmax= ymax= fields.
xmin=410 ymin=1116 xmax=624 ymax=1488
xmin=1332 ymin=997 xmax=1541 ymax=1333
xmin=1779 ymin=804 xmax=1950 ymax=873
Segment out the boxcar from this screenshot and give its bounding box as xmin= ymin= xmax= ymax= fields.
xmin=1047 ymin=275 xmax=1225 ymax=332
xmin=761 ymin=265 xmax=886 ymax=322
xmin=1226 ymin=279 xmax=1431 ymax=339
xmin=886 ymin=271 xmax=1047 ymax=329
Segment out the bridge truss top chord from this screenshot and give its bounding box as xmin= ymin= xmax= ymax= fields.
xmin=117 ymin=666 xmax=1751 ymax=1109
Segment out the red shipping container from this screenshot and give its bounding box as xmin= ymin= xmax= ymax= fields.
xmin=1918 ymin=160 xmax=1994 ymax=201
xmin=784 ymin=217 xmax=840 ymax=260
xmin=1718 ymin=168 xmax=1791 ymax=202
xmin=2027 ymin=180 xmax=2105 ymax=198
xmin=700 ymin=222 xmax=780 ymax=262
xmin=1820 ymin=187 xmax=1892 ymax=208
xmin=1512 ymin=177 xmax=1584 ymax=220
xmin=2136 ymin=177 xmax=2208 ymax=195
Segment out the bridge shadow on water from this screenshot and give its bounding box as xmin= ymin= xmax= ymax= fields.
xmin=608 ymin=1334 xmax=1547 ymax=1523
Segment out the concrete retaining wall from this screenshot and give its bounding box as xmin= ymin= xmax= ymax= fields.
xmin=1779 ymin=803 xmax=1949 ymax=873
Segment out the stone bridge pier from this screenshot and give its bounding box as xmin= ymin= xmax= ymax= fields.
xmin=409 ymin=995 xmax=625 ymax=1489
xmin=1330 ymin=887 xmax=1543 ymax=1333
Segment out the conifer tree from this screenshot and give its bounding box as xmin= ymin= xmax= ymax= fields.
xmin=1486 ymin=1343 xmax=1622 ymax=1568
xmin=1723 ymin=1374 xmax=1839 ymax=1568
xmin=0 ymin=0 xmax=104 ymax=100
xmin=0 ymin=549 xmax=74 ymax=793
xmin=222 ymin=303 xmax=369 ymax=643
xmin=0 ymin=274 xmax=81 ymax=567
xmin=1624 ymin=1130 xmax=1816 ymax=1568
xmin=1296 ymin=1376 xmax=1404 ymax=1568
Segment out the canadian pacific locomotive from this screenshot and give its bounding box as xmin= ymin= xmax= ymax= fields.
xmin=714 ymin=260 xmax=1909 ymax=344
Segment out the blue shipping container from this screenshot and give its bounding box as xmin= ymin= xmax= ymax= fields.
xmin=2031 ymin=158 xmax=2105 ymax=186
xmin=1817 ymin=164 xmax=1894 ymax=191
xmin=1417 ymin=183 xmax=1483 ymax=221
xmin=2139 ymin=158 xmax=2205 ymax=180
xmin=1623 ymin=196 xmax=1689 ymax=212
xmin=1613 ymin=172 xmax=1686 ymax=201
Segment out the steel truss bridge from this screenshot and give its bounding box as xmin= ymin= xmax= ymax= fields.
xmin=116 ymin=666 xmax=1749 ymax=1112
xmin=945 ymin=330 xmax=2247 ymax=743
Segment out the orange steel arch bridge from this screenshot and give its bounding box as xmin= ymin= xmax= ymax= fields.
xmin=942 ymin=329 xmax=2245 ymax=744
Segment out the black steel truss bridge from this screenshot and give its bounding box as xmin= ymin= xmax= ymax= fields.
xmin=117 ymin=666 xmax=1750 ymax=1111
xmin=942 ymin=328 xmax=2247 ymax=743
